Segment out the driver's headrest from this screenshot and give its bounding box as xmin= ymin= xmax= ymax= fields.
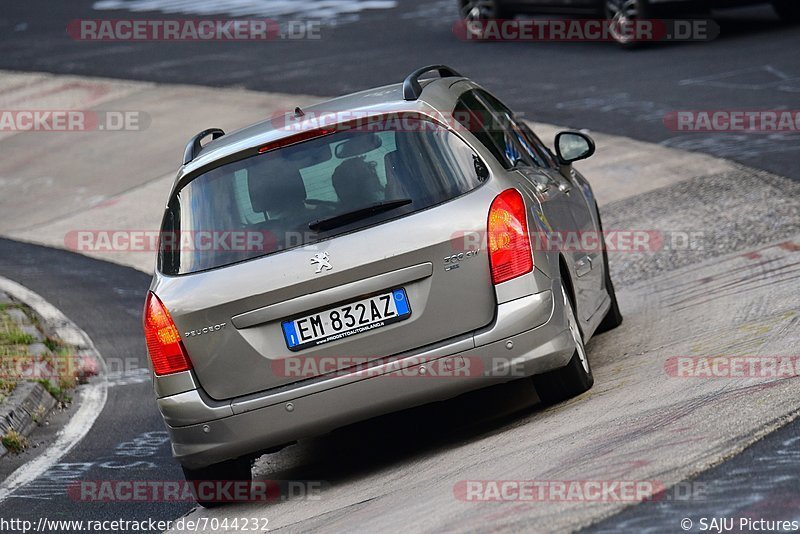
xmin=247 ymin=156 xmax=306 ymax=213
xmin=332 ymin=157 xmax=383 ymax=206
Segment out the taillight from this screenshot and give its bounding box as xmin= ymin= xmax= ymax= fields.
xmin=143 ymin=292 xmax=192 ymax=376
xmin=488 ymin=188 xmax=533 ymax=284
xmin=258 ymin=127 xmax=336 ymax=153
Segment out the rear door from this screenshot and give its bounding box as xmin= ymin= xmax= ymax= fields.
xmin=474 ymin=90 xmax=603 ymax=320
xmin=455 ymin=89 xmax=595 ymax=310
xmin=515 ymin=119 xmax=605 ymax=319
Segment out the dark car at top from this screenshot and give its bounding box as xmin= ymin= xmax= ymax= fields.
xmin=458 ymin=0 xmax=800 ymax=44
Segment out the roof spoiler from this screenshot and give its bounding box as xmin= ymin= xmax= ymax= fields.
xmin=402 ymin=65 xmax=462 ymax=101
xmin=182 ymin=128 xmax=225 ymax=165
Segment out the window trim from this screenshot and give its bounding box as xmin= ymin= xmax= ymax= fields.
xmin=453 ymin=90 xmax=515 ymax=169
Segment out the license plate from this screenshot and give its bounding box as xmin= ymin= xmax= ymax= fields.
xmin=281 ymin=288 xmax=411 ymax=351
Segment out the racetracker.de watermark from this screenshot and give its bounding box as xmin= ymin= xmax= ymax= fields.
xmin=453 ymin=479 xmax=665 ymax=502
xmin=0 ymin=354 xmax=98 ymax=381
xmin=63 ymin=229 xmax=711 ymax=254
xmin=67 ymin=19 xmax=321 ymax=41
xmin=664 ymin=110 xmax=800 ymax=132
xmin=68 ymin=480 xmax=324 ymax=503
xmin=64 ymin=230 xmax=276 ymax=253
xmin=0 ymin=111 xmax=148 ymax=132
xmin=270 ymin=355 xmax=547 ymax=379
xmin=450 ymin=230 xmax=710 ymax=254
xmin=665 ymin=356 xmax=800 ymax=379
xmin=452 ymin=18 xmax=718 ymax=42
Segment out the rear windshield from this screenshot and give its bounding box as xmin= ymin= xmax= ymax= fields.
xmin=159 ymin=117 xmax=488 ymax=275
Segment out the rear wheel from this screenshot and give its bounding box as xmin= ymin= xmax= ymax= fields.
xmin=182 ymin=457 xmax=252 ymax=508
xmin=772 ymin=0 xmax=800 ymax=22
xmin=532 ymin=281 xmax=594 ymax=405
xmin=459 ymin=0 xmax=513 ymax=39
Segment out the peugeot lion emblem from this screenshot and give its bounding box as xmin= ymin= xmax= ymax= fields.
xmin=311 ymin=252 xmax=333 ymax=273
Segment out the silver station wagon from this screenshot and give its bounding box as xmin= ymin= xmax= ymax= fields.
xmin=143 ymin=66 xmax=623 ymax=505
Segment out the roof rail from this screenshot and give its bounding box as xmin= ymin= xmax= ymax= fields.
xmin=402 ymin=65 xmax=463 ymax=101
xmin=182 ymin=128 xmax=225 ymax=165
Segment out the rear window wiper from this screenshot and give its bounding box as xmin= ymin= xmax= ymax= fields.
xmin=308 ymin=198 xmax=413 ymax=232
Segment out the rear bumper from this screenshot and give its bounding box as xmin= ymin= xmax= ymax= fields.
xmin=161 ymin=280 xmax=575 ymax=469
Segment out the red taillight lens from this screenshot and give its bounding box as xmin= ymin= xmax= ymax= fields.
xmin=143 ymin=292 xmax=192 ymax=376
xmin=488 ymin=188 xmax=533 ymax=285
xmin=258 ymin=127 xmax=336 ymax=153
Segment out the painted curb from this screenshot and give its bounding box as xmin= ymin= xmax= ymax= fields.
xmin=0 ymin=276 xmax=108 ymax=502
xmin=0 ymin=382 xmax=58 ymax=460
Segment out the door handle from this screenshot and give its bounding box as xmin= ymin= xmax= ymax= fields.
xmin=558 ymin=183 xmax=571 ymax=194
xmin=515 ymin=168 xmax=550 ymax=193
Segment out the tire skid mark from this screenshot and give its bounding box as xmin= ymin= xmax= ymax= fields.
xmin=667 ymin=269 xmax=800 ymax=309
xmin=657 ymin=241 xmax=800 ymax=310
xmin=686 ymin=309 xmax=798 ymax=358
xmin=541 ymin=382 xmax=790 ymax=486
xmin=669 ymin=270 xmax=800 ymax=311
xmin=649 ymin=256 xmax=785 ymax=295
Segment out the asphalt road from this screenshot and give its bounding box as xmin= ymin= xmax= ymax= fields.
xmin=589 ymin=417 xmax=800 ymax=533
xmin=2 ymin=223 xmax=799 ymax=532
xmin=2 ymin=1 xmax=800 ymax=532
xmin=0 ymin=238 xmax=191 ymax=530
xmin=1 ymin=0 xmax=799 ymax=180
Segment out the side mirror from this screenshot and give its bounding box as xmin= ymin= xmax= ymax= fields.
xmin=555 ymin=131 xmax=595 ymax=165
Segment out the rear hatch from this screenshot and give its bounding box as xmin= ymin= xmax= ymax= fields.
xmin=152 ymin=115 xmax=497 ymax=400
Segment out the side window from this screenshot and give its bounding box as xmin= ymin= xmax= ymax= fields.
xmin=517 ymin=120 xmax=559 ymax=168
xmin=476 ymin=90 xmax=547 ymax=168
xmin=454 ymin=91 xmax=512 ymax=168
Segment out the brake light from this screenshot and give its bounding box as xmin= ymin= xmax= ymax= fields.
xmin=143 ymin=292 xmax=192 ymax=376
xmin=488 ymin=188 xmax=533 ymax=284
xmin=258 ymin=127 xmax=336 ymax=153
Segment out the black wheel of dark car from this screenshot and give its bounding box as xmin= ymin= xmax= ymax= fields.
xmin=182 ymin=457 xmax=253 ymax=508
xmin=772 ymin=0 xmax=800 ymax=22
xmin=459 ymin=0 xmax=513 ymax=39
xmin=532 ymin=281 xmax=594 ymax=405
xmin=594 ymin=206 xmax=623 ymax=334
xmin=604 ymin=0 xmax=652 ymax=47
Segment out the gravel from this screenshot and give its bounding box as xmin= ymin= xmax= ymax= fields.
xmin=601 ymin=165 xmax=800 ymax=287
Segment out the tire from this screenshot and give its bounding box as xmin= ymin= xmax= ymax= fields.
xmin=182 ymin=457 xmax=253 ymax=508
xmin=772 ymin=0 xmax=800 ymax=22
xmin=532 ymin=281 xmax=594 ymax=405
xmin=458 ymin=0 xmax=513 ymax=39
xmin=604 ymin=0 xmax=653 ymax=47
